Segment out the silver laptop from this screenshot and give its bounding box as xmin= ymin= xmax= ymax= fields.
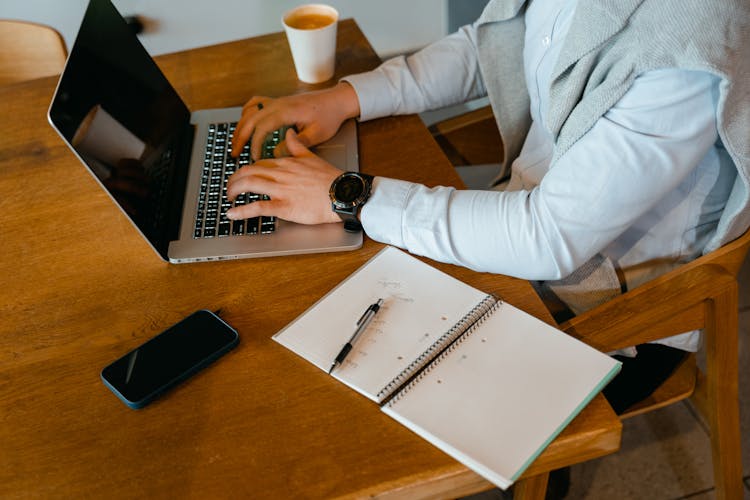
xmin=48 ymin=0 xmax=361 ymax=263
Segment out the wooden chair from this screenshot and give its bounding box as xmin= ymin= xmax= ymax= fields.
xmin=428 ymin=105 xmax=503 ymax=166
xmin=560 ymin=227 xmax=749 ymax=499
xmin=430 ymin=105 xmax=747 ymax=499
xmin=0 ymin=20 xmax=67 ymax=86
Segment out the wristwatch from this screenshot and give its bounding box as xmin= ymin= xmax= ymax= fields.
xmin=329 ymin=171 xmax=374 ymax=232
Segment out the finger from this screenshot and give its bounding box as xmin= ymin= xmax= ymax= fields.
xmin=241 ymin=96 xmax=266 ymax=114
xmin=227 ymin=158 xmax=277 ymax=185
xmin=226 ymin=168 xmax=279 ymax=201
xmin=250 ymin=118 xmax=289 ymax=162
xmin=284 ymin=128 xmax=315 ymax=158
xmin=232 ymin=99 xmax=267 ymax=156
xmin=226 ymin=199 xmax=278 ymax=221
xmin=273 ymin=140 xmax=289 ymax=158
xmin=231 ymin=108 xmax=259 ymax=157
xmin=272 ymin=126 xmax=302 ymax=158
xmin=294 ymin=127 xmax=315 ymax=149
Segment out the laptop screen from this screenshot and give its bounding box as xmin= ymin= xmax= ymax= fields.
xmin=48 ymin=0 xmax=191 ymax=258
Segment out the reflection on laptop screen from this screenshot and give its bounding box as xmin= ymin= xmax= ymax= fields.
xmin=48 ymin=0 xmax=192 ymax=255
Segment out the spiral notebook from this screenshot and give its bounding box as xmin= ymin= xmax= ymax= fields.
xmin=273 ymin=246 xmax=621 ymax=489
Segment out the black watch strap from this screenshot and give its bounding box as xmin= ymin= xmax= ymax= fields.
xmin=330 ymin=172 xmax=374 ymax=233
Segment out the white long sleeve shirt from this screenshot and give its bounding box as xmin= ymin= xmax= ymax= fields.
xmin=345 ymin=0 xmax=735 ymax=351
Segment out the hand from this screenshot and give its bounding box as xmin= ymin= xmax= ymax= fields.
xmin=230 ymin=81 xmax=360 ymax=161
xmin=226 ymin=128 xmax=343 ymax=225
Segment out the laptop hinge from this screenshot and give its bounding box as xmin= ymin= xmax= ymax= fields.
xmin=156 ymin=122 xmax=195 ymax=256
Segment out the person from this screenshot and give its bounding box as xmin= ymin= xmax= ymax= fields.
xmin=227 ymin=0 xmax=749 ymax=414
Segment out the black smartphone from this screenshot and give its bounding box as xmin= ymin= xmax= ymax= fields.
xmin=101 ymin=310 xmax=239 ymax=409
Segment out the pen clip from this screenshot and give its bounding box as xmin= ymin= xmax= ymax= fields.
xmin=356 ymin=308 xmax=370 ymax=326
xmin=356 ymin=299 xmax=383 ymax=326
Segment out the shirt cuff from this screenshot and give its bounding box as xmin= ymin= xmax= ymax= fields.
xmin=341 ymin=70 xmax=399 ymax=122
xmin=361 ymin=177 xmax=413 ymax=248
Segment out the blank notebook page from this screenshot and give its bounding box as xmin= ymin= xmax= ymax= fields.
xmin=382 ymin=301 xmax=621 ymax=489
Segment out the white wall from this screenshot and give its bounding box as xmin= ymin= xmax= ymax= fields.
xmin=1 ymin=0 xmax=448 ymax=58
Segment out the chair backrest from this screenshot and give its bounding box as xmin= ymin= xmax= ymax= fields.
xmin=560 ymin=227 xmax=750 ymax=351
xmin=559 ymin=226 xmax=750 ymax=499
xmin=701 ymin=227 xmax=750 ymax=276
xmin=0 ymin=20 xmax=67 ymax=86
xmin=429 ymin=105 xmax=503 ymax=166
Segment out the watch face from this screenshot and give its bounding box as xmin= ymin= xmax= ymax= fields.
xmin=334 ymin=174 xmax=365 ymax=204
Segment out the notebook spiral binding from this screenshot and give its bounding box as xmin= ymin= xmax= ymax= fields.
xmin=383 ymin=296 xmax=504 ymax=407
xmin=377 ymin=294 xmax=501 ymax=402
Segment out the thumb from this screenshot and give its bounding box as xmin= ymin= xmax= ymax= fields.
xmin=284 ymin=128 xmax=314 ymax=158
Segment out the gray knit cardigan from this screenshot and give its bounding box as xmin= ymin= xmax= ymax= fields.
xmin=476 ymin=0 xmax=750 ymax=257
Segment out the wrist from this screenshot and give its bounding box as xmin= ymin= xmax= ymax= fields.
xmin=332 ymin=81 xmax=361 ymax=120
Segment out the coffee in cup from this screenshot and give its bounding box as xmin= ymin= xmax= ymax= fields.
xmin=285 ymin=10 xmax=336 ymax=30
xmin=282 ymin=4 xmax=339 ymax=84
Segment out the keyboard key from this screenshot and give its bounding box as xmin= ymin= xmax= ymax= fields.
xmin=246 ymin=217 xmax=259 ymax=234
xmin=232 ymin=220 xmax=245 ymax=235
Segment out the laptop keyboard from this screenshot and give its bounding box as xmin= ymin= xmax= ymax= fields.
xmin=193 ymin=122 xmax=291 ymax=239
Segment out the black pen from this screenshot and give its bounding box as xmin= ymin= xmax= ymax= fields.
xmin=328 ymin=298 xmax=384 ymax=374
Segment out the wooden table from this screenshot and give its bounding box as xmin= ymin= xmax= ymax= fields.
xmin=0 ymin=20 xmax=620 ymax=499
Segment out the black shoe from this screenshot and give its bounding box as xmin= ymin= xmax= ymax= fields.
xmin=545 ymin=467 xmax=570 ymax=499
xmin=603 ymin=343 xmax=689 ymax=415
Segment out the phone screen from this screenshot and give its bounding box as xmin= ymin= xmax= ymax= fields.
xmin=101 ymin=310 xmax=238 ymax=408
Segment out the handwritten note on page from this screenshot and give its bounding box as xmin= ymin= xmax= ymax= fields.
xmin=273 ymin=246 xmax=487 ymax=402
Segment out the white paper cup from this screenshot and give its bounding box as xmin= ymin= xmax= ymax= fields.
xmin=282 ymin=4 xmax=339 ymax=84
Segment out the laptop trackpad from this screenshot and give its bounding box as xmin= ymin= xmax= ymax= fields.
xmin=314 ymin=144 xmax=347 ymax=169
